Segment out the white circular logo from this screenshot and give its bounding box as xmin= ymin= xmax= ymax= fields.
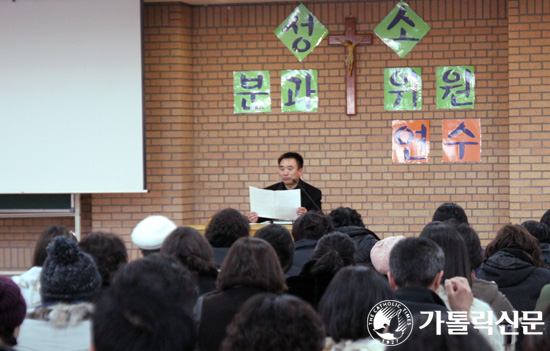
xmin=368 ymin=300 xmax=413 ymax=346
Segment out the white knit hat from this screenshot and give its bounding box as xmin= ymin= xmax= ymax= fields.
xmin=131 ymin=216 xmax=177 ymax=250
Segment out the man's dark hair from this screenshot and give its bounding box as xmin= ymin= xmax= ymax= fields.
xmin=255 ymin=224 xmax=295 ymax=273
xmin=291 ymin=211 xmax=334 ymax=241
xmin=93 ymin=256 xmax=195 ymax=351
xmin=319 ymin=266 xmax=392 ymax=342
xmin=217 ymin=237 xmax=286 ymax=293
xmin=455 ymin=223 xmax=483 ymax=271
xmin=521 ymin=220 xmax=550 ymax=244
xmin=420 ymin=222 xmax=472 ymax=287
xmin=79 ymin=232 xmax=128 ymax=287
xmin=161 ymin=226 xmax=218 ymax=276
xmin=432 ymin=203 xmax=469 ymax=224
xmin=33 ymin=225 xmax=76 ymax=267
xmin=307 ymin=232 xmax=356 ymax=275
xmin=205 ymin=208 xmax=250 ymax=248
xmin=221 ymin=293 xmax=325 ymax=351
xmin=111 ymin=254 xmax=198 ymax=313
xmin=389 ymin=237 xmax=445 ymax=288
xmin=329 ymin=207 xmax=365 ymax=228
xmin=277 ymin=152 xmax=304 ymax=169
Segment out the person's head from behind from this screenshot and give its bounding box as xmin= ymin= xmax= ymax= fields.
xmin=255 ymin=224 xmax=295 ymax=273
xmin=160 ymin=226 xmax=218 ymax=275
xmin=307 ymin=232 xmax=356 ymax=275
xmin=522 ymin=305 xmax=550 ymax=351
xmin=217 ymin=237 xmax=286 ymax=293
xmin=485 ymin=224 xmax=544 ymax=267
xmin=329 ymin=207 xmax=365 ymax=228
xmin=420 ymin=222 xmax=471 ymax=286
xmin=291 ymin=211 xmax=334 ymax=241
xmin=112 ymin=254 xmax=198 ymax=313
xmin=221 ymin=293 xmax=325 ymax=351
xmin=541 ymin=209 xmax=550 ymax=227
xmin=277 ymin=152 xmax=304 ymax=187
xmin=432 ymin=203 xmax=469 ymax=225
xmin=521 ymin=220 xmax=550 ymax=245
xmin=455 ymin=223 xmax=483 ymax=271
xmin=205 ymin=208 xmax=250 ymax=248
xmin=93 ymin=259 xmax=195 ymax=351
xmin=79 ymin=232 xmax=128 ymax=288
xmin=131 ymin=215 xmax=177 ymax=256
xmin=388 ymin=237 xmax=445 ymax=291
xmin=33 ymin=225 xmax=76 ymax=267
xmin=40 ymin=236 xmax=102 ymax=303
xmin=391 ymin=312 xmax=491 ymax=351
xmin=0 ymin=276 xmax=27 ymax=347
xmin=318 ymin=266 xmax=392 ymax=342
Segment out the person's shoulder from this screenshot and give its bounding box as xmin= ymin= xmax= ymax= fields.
xmin=300 ymin=180 xmax=322 ymax=194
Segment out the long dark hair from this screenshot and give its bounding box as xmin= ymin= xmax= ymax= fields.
xmin=420 ymin=221 xmax=472 ymax=286
xmin=33 ymin=225 xmax=76 ymax=266
xmin=318 ymin=266 xmax=392 ymax=342
xmin=217 ymin=237 xmax=286 ymax=293
xmin=307 ymin=232 xmax=355 ymax=275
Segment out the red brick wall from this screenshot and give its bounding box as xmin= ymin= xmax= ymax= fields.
xmin=2 ymin=0 xmax=550 ymax=271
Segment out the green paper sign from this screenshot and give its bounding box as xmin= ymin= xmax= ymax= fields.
xmin=281 ymin=70 xmax=318 ymax=112
xmin=274 ymin=3 xmax=328 ymax=62
xmin=385 ymin=67 xmax=422 ymax=111
xmin=374 ymin=2 xmax=430 ymax=58
xmin=436 ymin=66 xmax=475 ymax=109
xmin=233 ymin=71 xmax=271 ymax=114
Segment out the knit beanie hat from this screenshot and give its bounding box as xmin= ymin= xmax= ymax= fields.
xmin=40 ymin=236 xmax=102 ymax=303
xmin=131 ymin=215 xmax=177 ymax=250
xmin=370 ymin=235 xmax=406 ymax=276
xmin=0 ymin=275 xmax=26 ymax=330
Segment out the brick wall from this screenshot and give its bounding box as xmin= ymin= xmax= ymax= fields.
xmin=1 ymin=0 xmax=549 ymax=270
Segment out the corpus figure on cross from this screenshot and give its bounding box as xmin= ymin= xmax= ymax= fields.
xmin=337 ymin=35 xmax=366 ymax=77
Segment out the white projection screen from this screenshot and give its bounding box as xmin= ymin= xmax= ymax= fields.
xmin=0 ymin=0 xmax=145 ymax=194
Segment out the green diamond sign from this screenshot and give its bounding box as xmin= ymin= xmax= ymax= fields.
xmin=374 ymin=1 xmax=430 ymax=58
xmin=274 ymin=3 xmax=328 ymax=62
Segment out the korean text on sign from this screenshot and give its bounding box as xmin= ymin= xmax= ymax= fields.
xmin=442 ymin=119 xmax=481 ymax=162
xmin=392 ymin=120 xmax=430 ymax=163
xmin=274 ymin=3 xmax=328 ymax=62
xmin=233 ymin=71 xmax=271 ymax=114
xmin=436 ymin=66 xmax=475 ymax=109
xmin=384 ymin=67 xmax=422 ymax=111
xmin=281 ymin=69 xmax=318 ymax=112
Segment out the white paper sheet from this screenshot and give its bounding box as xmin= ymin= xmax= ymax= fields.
xmin=249 ymin=186 xmax=301 ymax=220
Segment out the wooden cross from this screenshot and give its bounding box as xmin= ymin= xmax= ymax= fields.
xmin=328 ymin=18 xmax=373 ymax=116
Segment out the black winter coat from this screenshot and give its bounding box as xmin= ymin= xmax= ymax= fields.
xmin=335 ymin=225 xmax=380 ymax=266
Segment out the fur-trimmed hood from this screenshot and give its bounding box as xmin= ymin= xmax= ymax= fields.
xmin=27 ymin=302 xmax=94 ymax=328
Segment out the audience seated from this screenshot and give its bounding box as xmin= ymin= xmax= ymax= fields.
xmin=432 ymin=202 xmax=469 ymax=224
xmin=390 ymin=313 xmax=492 ymax=351
xmin=420 ymin=222 xmax=503 ymax=351
xmin=92 ymin=254 xmax=196 ymax=351
xmin=388 ymin=237 xmax=473 ymax=318
xmin=370 ymin=235 xmax=405 ymax=276
xmin=221 ymin=294 xmax=325 ymax=351
xmin=521 ymin=220 xmax=550 ymax=266
xmin=79 ymin=231 xmax=128 ymax=289
xmin=255 ymin=224 xmax=295 ymax=274
xmin=329 ymin=207 xmax=380 ymax=266
xmin=0 ymin=276 xmax=27 ymax=351
xmin=454 ymin=223 xmax=515 ymax=319
xmin=287 ymin=232 xmax=355 ymax=309
xmin=319 ymin=266 xmax=391 ymax=351
xmin=195 ymin=237 xmax=286 ymax=351
xmin=161 ymin=226 xmax=219 ymax=294
xmin=17 ymin=236 xmax=102 ymax=351
xmin=131 ymin=215 xmax=176 ymax=256
xmin=12 ymin=225 xmax=76 ymax=310
xmin=204 ymin=208 xmax=250 ymax=267
xmin=287 ymin=211 xmax=334 ymax=277
xmin=477 ymin=224 xmax=550 ymax=313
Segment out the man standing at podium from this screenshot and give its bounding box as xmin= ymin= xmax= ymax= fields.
xmin=247 ymin=152 xmax=322 ymax=223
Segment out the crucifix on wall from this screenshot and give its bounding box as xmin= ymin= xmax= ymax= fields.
xmin=328 ymin=17 xmax=373 ymax=116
